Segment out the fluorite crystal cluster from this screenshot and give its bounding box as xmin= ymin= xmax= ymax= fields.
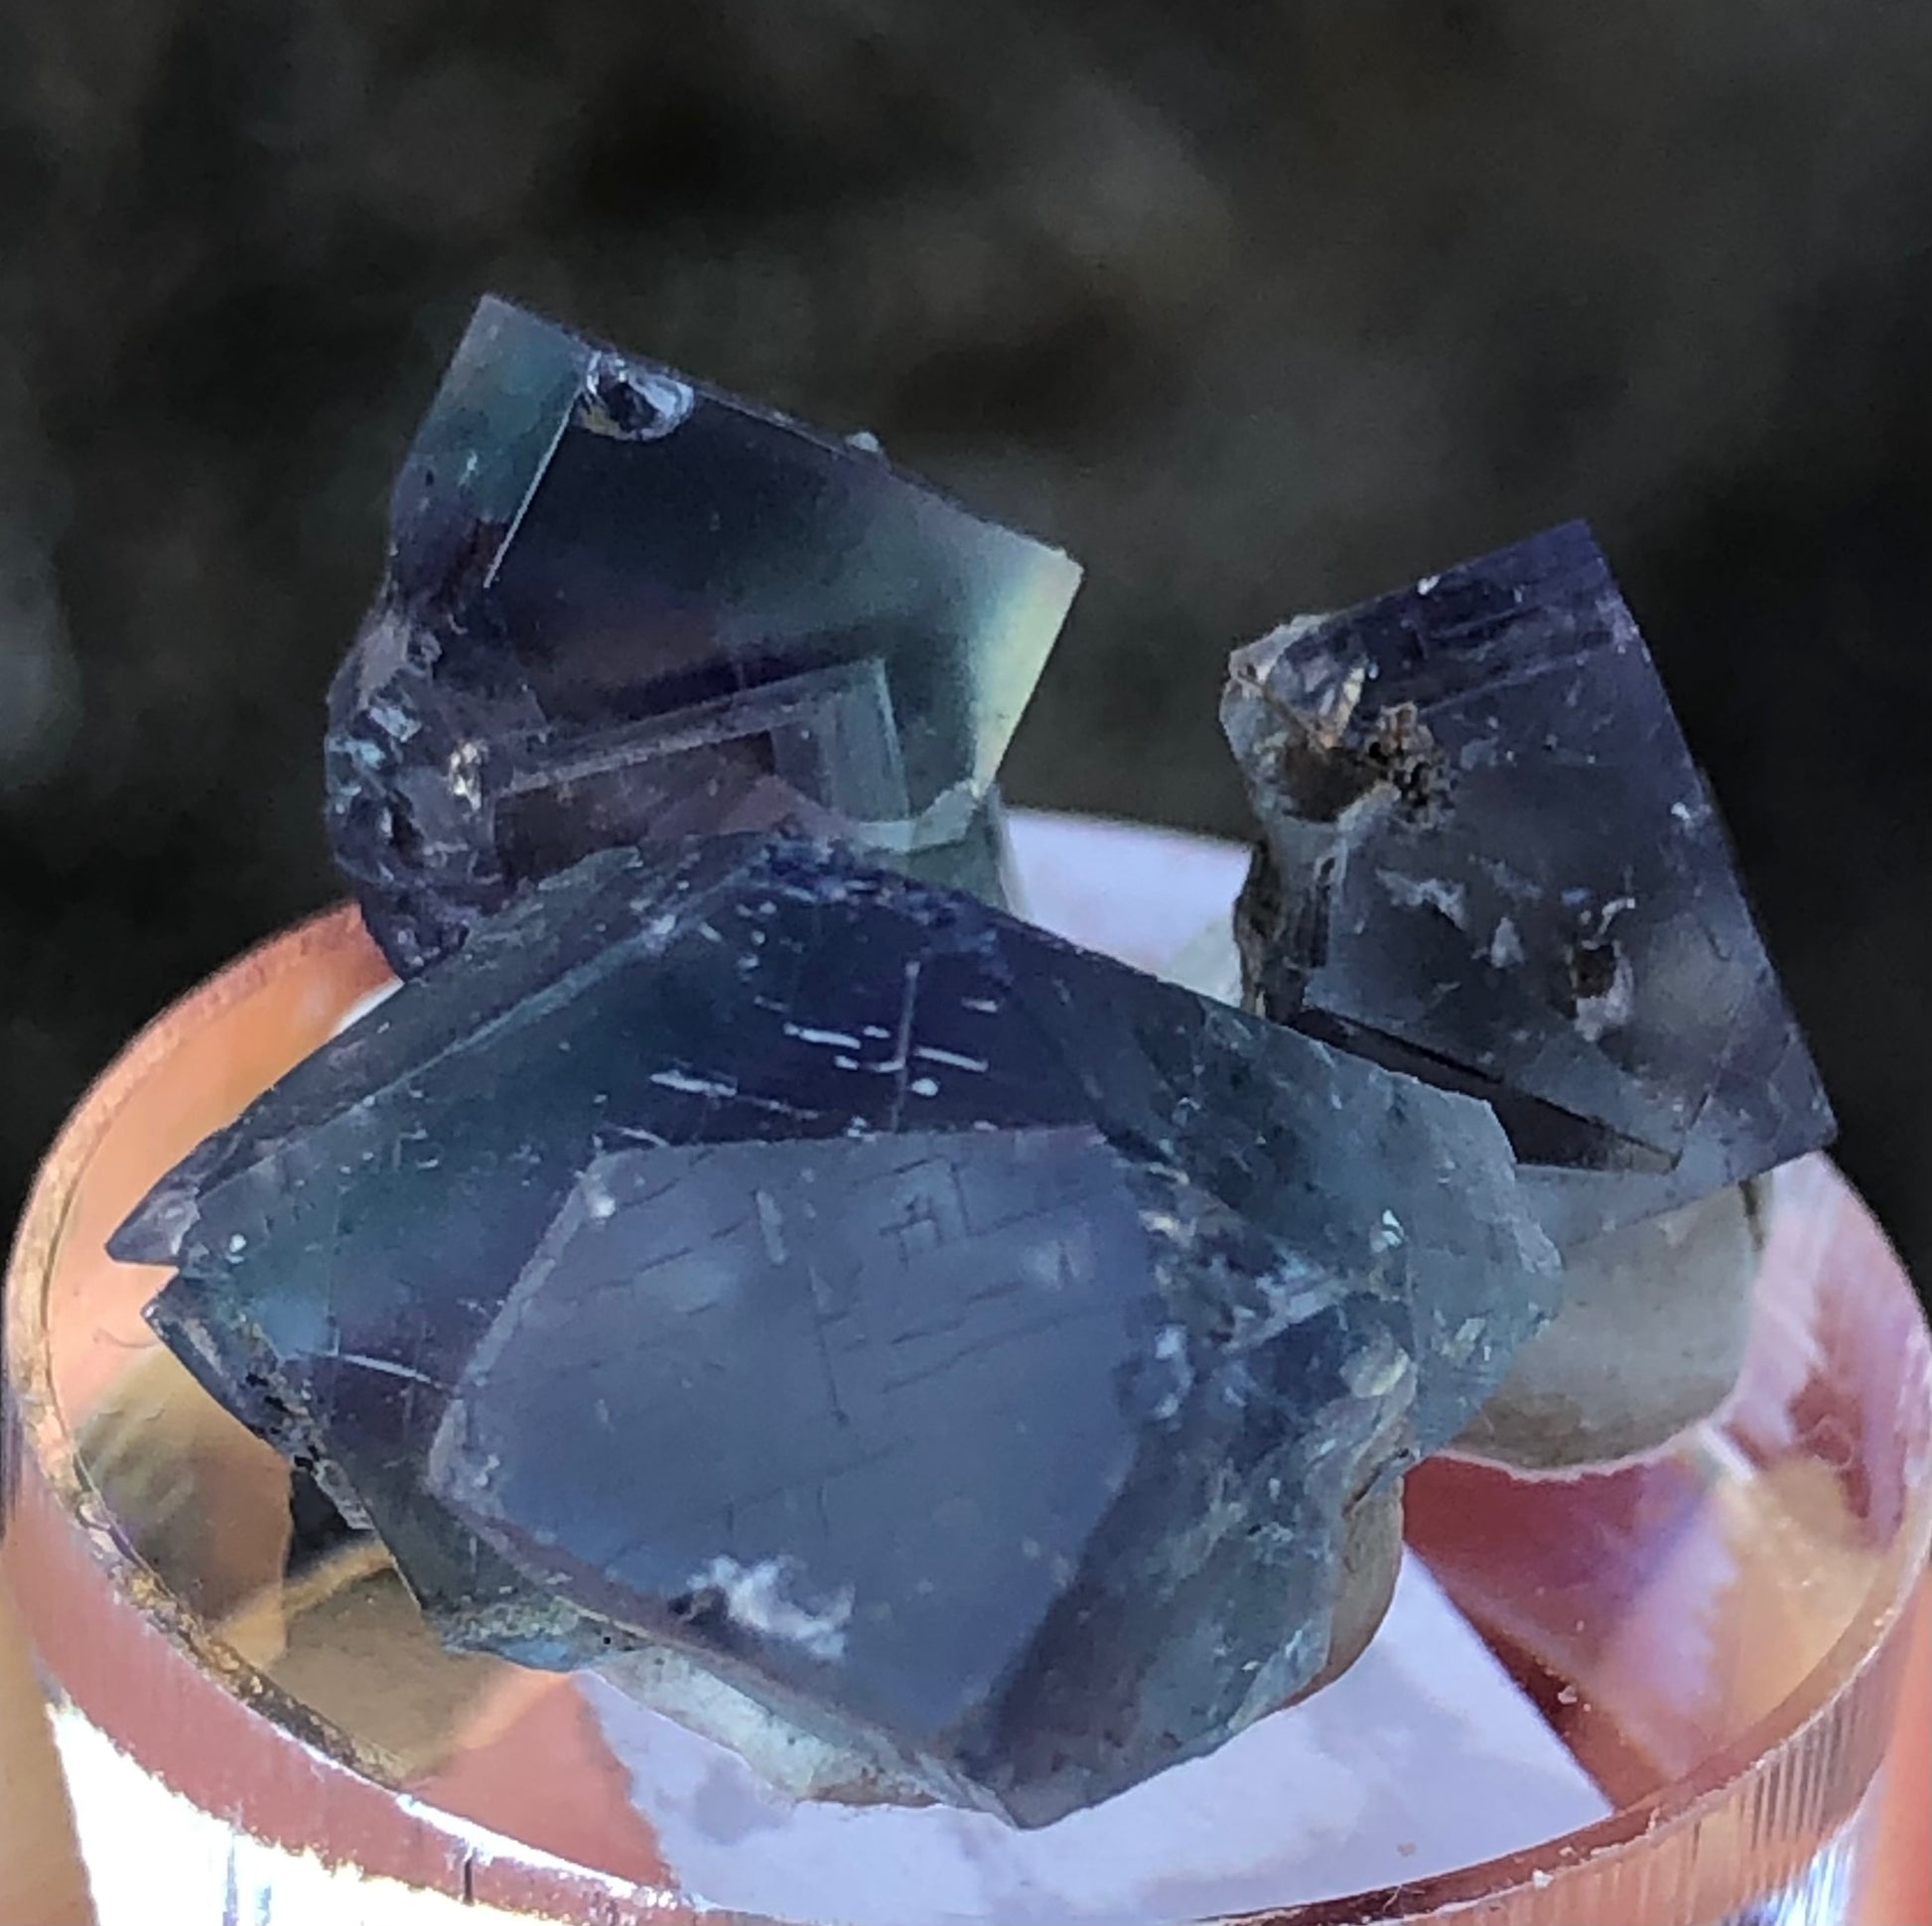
xmin=111 ymin=296 xmax=1833 ymax=1826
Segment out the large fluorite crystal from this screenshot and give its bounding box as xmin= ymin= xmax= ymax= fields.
xmin=113 ymin=836 xmax=1556 ymax=1825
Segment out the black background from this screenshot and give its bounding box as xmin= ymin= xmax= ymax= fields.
xmin=0 ymin=3 xmax=1925 ymax=1289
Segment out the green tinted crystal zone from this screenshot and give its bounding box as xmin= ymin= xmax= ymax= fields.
xmin=327 ymin=294 xmax=1079 ymax=975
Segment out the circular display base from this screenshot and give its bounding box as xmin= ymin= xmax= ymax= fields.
xmin=5 ymin=814 xmax=1929 ymax=1925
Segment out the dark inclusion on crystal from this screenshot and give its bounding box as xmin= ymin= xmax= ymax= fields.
xmin=1221 ymin=522 xmax=1835 ymax=1246
xmin=114 ymin=836 xmax=1557 ymax=1826
xmin=328 ymin=295 xmax=1081 ymax=976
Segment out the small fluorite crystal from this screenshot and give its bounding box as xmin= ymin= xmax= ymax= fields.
xmin=327 ymin=295 xmax=1080 ymax=975
xmin=114 ymin=835 xmax=1557 ymax=1825
xmin=1221 ymin=522 xmax=1835 ymax=1248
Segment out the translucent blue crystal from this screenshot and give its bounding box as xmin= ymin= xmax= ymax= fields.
xmin=1222 ymin=521 xmax=1835 ymax=1243
xmin=327 ymin=296 xmax=1080 ymax=974
xmin=115 ymin=835 xmax=1556 ymax=1824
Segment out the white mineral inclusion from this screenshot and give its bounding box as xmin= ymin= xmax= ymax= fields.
xmin=582 ymin=1553 xmax=1610 ymax=1926
xmin=691 ymin=1556 xmax=853 ymax=1665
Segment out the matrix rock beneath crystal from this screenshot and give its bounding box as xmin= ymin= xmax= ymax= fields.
xmin=326 ymin=295 xmax=1078 ymax=974
xmin=115 ymin=834 xmax=1557 ymax=1825
xmin=1221 ymin=521 xmax=1835 ymax=1245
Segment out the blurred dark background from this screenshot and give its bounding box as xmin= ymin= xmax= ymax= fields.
xmin=0 ymin=2 xmax=1925 ymax=1286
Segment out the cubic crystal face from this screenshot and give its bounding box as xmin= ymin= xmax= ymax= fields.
xmin=115 ymin=835 xmax=1557 ymax=1825
xmin=327 ymin=295 xmax=1081 ymax=975
xmin=1221 ymin=521 xmax=1835 ymax=1244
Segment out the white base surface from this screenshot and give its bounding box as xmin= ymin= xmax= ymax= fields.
xmin=585 ymin=1552 xmax=1609 ymax=1926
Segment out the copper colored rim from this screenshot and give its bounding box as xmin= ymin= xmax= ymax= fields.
xmin=4 ymin=904 xmax=681 ymax=1923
